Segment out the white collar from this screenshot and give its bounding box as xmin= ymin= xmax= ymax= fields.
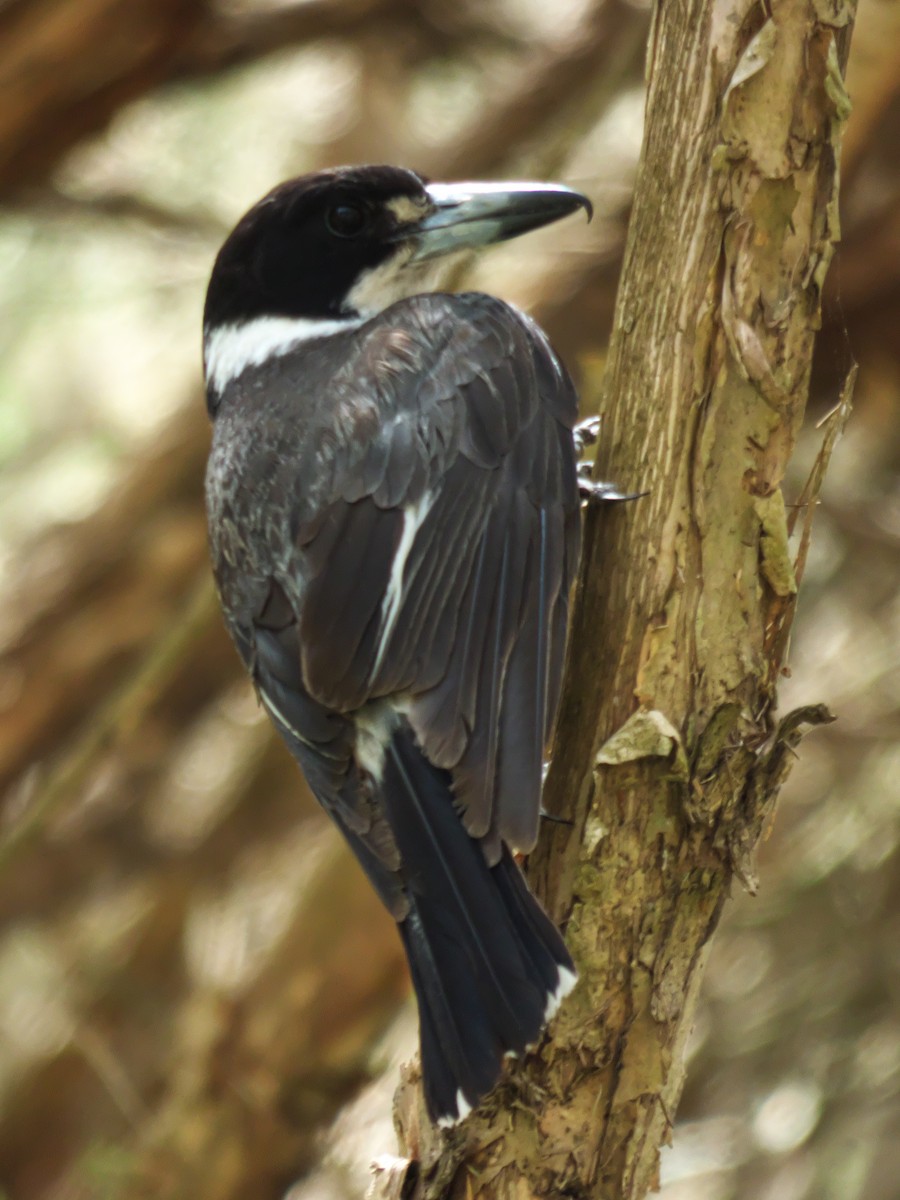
xmin=203 ymin=314 xmax=362 ymax=395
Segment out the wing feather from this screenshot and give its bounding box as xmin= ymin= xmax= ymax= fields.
xmin=299 ymin=502 xmax=403 ymax=708
xmin=212 ymin=291 xmax=581 ymax=875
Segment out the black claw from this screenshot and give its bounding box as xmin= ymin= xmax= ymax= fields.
xmin=539 ymin=811 xmax=574 ymax=827
xmin=579 ymin=479 xmax=647 ymax=505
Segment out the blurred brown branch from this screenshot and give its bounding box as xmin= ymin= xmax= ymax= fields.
xmin=0 ymin=0 xmax=508 ymax=197
xmin=0 ymin=571 xmax=217 ymax=875
xmin=429 ymin=0 xmax=646 ymax=181
xmin=118 ymin=829 xmax=408 ymax=1200
xmin=0 ymin=405 xmax=212 ymax=796
xmin=19 ymin=186 xmax=229 ymax=238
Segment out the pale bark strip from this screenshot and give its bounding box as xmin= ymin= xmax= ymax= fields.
xmin=379 ymin=2 xmax=857 ymax=1198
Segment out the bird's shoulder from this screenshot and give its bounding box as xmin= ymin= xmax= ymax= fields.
xmin=362 ymin=290 xmax=575 ymax=415
xmin=210 ymin=290 xmax=573 ymax=486
xmin=205 ymin=290 xmax=578 ymax=612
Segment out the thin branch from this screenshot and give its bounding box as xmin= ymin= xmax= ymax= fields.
xmin=0 ymin=573 xmax=218 ymax=873
xmin=789 ymin=366 xmax=858 ymax=550
xmin=21 ymin=186 xmax=228 ymax=239
xmin=178 ymin=0 xmax=527 ymax=77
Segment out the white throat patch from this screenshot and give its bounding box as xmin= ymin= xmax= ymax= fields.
xmin=203 ymin=314 xmax=361 ymax=396
xmin=345 ymin=246 xmax=465 ymax=323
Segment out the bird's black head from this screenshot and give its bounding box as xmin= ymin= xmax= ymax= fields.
xmin=202 ymin=164 xmax=591 ymax=405
xmin=204 ymin=164 xmax=591 ymax=331
xmin=204 ymin=165 xmax=434 ymax=330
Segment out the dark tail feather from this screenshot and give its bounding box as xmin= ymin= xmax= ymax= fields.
xmin=384 ymin=728 xmax=576 ymax=1125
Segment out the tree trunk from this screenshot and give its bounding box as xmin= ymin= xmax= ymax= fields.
xmin=376 ymin=2 xmax=857 ymax=1196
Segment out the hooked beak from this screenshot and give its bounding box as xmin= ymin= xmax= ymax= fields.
xmin=406 ymin=181 xmax=593 ymax=263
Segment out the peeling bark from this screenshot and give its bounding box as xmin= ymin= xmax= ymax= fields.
xmin=378 ymin=3 xmax=857 ymax=1197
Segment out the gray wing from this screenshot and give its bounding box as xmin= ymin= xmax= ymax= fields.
xmin=211 ymin=291 xmax=580 ymax=865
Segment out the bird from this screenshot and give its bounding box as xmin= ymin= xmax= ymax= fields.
xmin=202 ymin=164 xmax=595 ymax=1126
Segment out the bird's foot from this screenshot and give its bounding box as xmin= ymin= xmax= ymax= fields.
xmin=573 ymin=415 xmax=601 ymax=457
xmin=574 ymin=417 xmax=646 ymax=505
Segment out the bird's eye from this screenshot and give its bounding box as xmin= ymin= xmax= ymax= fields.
xmin=325 ymin=204 xmax=367 ymax=238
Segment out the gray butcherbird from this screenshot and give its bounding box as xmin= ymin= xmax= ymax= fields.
xmin=202 ymin=165 xmax=596 ymax=1125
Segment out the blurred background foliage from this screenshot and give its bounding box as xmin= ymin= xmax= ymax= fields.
xmin=0 ymin=0 xmax=897 ymax=1197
